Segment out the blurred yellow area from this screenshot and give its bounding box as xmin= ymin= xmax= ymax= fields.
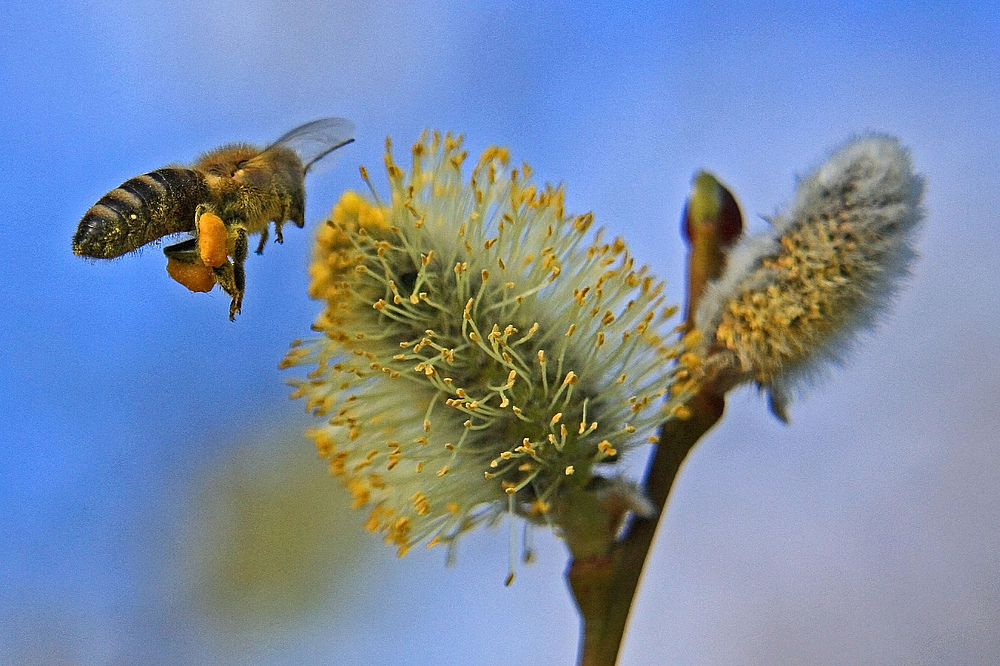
xmin=181 ymin=428 xmax=374 ymax=630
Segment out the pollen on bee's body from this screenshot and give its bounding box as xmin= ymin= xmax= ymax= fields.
xmin=197 ymin=212 xmax=229 ymax=268
xmin=166 ymin=257 xmax=216 ymax=293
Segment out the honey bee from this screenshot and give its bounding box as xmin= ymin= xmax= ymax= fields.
xmin=73 ymin=117 xmax=355 ymax=319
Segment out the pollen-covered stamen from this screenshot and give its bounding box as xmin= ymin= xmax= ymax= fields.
xmin=503 ymin=463 xmax=545 ymax=498
xmin=484 ymin=279 xmax=551 ymax=315
xmin=547 ymin=370 xmax=579 ymax=412
xmin=489 ymin=437 xmax=549 ymax=473
xmin=595 ymin=440 xmax=618 ymax=461
xmin=537 ymin=350 xmax=549 ymax=397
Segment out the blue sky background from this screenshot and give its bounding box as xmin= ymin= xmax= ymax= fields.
xmin=2 ymin=1 xmax=999 ymax=663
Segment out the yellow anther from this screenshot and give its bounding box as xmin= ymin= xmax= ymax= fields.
xmin=670 ymin=404 xmax=692 ymax=420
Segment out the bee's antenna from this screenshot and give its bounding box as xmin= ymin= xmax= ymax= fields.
xmin=303 ymin=137 xmax=356 ymax=174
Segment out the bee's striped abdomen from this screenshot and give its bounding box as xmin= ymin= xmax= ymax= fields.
xmin=73 ymin=168 xmax=211 ymax=259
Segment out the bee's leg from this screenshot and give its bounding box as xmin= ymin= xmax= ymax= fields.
xmin=211 ymin=226 xmax=249 ymax=319
xmin=274 ymin=219 xmax=285 ymax=244
xmin=290 ymin=190 xmax=306 ymax=228
xmin=229 ymin=227 xmax=249 ymax=320
xmin=254 ymin=225 xmax=269 ymax=255
xmin=212 ymin=261 xmax=237 ymax=300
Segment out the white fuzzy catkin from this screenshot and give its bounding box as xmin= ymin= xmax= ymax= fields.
xmin=695 ymin=135 xmax=925 ymax=419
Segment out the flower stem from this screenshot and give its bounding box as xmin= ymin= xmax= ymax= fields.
xmin=568 ymin=387 xmax=725 ymax=665
xmin=568 ymin=170 xmax=737 ymax=664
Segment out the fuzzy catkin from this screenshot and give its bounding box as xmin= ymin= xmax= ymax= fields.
xmin=695 ymin=135 xmax=924 ymax=419
xmin=284 ymin=132 xmax=695 ymax=561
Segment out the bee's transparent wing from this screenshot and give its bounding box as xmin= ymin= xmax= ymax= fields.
xmin=268 ymin=117 xmax=356 ymax=174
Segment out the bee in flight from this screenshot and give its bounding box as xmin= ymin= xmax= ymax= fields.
xmin=73 ymin=117 xmax=355 ymax=319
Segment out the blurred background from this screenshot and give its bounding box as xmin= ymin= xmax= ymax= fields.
xmin=2 ymin=1 xmax=998 ymax=663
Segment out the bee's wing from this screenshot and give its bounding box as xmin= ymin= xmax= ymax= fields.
xmin=267 ymin=117 xmax=356 ymax=174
